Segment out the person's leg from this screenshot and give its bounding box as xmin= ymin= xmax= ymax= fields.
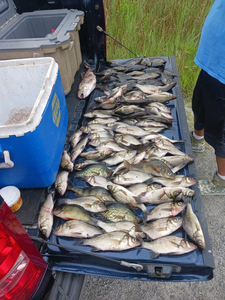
xmin=216 ymin=156 xmax=225 ymax=177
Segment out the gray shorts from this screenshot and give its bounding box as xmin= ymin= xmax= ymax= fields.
xmin=192 ymin=69 xmax=225 ymax=158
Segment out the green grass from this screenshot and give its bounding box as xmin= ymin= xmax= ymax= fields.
xmin=104 ymin=0 xmax=214 ymax=105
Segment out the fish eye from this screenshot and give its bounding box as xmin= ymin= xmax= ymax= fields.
xmin=174 ymin=218 xmax=178 ymax=222
xmin=174 ymin=192 xmax=179 ymax=196
xmin=132 ymin=238 xmax=137 ymax=243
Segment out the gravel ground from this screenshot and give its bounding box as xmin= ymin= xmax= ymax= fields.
xmin=82 ymin=144 xmax=225 ymax=300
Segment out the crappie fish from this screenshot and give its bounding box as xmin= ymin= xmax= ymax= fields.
xmin=142 ymin=217 xmax=182 ymax=240
xmin=182 ymin=197 xmax=205 ymax=249
xmin=100 ymin=203 xmax=142 ymax=223
xmin=141 ymin=235 xmax=197 ymax=258
xmin=53 ymin=220 xmax=103 ymax=238
xmin=74 ymin=164 xmax=112 ymax=179
xmin=71 ymin=135 xmax=89 ymax=162
xmin=146 ymin=201 xmax=186 ymax=222
xmin=107 ymin=184 xmax=148 ymax=219
xmin=92 ymin=219 xmax=145 ymax=238
xmin=57 ymin=196 xmax=107 ymax=213
xmin=60 ymin=150 xmax=73 ymax=172
xmin=88 ymin=117 xmax=119 ymax=125
xmin=38 ymin=190 xmax=55 ymax=238
xmin=89 ymin=137 xmax=112 ymax=147
xmin=80 ymin=231 xmax=141 ymax=252
xmin=53 ymin=204 xmax=95 ymax=223
xmin=55 ymin=171 xmax=69 ymax=196
xmin=69 ymin=128 xmax=83 ymax=148
xmin=88 ymin=131 xmax=114 ymax=140
xmin=124 ymin=159 xmax=175 ymax=179
xmin=77 ymin=62 xmax=96 ymax=99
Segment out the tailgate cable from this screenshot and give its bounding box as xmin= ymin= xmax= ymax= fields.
xmin=30 ymin=236 xmax=144 ymax=272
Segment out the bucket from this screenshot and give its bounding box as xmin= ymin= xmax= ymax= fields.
xmin=0 ymin=186 xmax=22 ymax=212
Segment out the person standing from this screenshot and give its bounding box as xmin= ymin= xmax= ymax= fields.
xmin=190 ymin=0 xmax=225 ymax=195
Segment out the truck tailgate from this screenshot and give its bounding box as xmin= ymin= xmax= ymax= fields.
xmin=21 ymin=56 xmax=214 ymax=281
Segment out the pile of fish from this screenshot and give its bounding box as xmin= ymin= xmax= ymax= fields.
xmin=38 ymin=56 xmax=205 ymax=258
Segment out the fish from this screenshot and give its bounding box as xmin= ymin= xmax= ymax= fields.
xmin=111 ymin=124 xmax=153 ymax=137
xmin=57 ymin=196 xmax=107 ymax=213
xmin=60 ymin=150 xmax=74 ymax=172
xmin=80 ymin=150 xmax=113 ymax=160
xmin=182 ymin=197 xmax=205 ymax=249
xmin=121 ymin=56 xmax=143 ymax=68
xmin=53 ymin=220 xmax=103 ymax=238
xmin=91 ymin=219 xmax=145 ymax=238
xmin=146 ymin=201 xmax=186 ymax=222
xmin=88 ymin=137 xmax=112 ymax=147
xmin=102 ymin=150 xmax=137 ymax=166
xmin=142 ymin=217 xmax=183 ymax=240
xmin=84 ymin=109 xmax=114 ymax=118
xmin=143 ymin=92 xmax=176 ymax=103
xmin=74 ymin=160 xmax=101 ymax=170
xmin=74 ymin=164 xmax=112 ymax=179
xmin=38 ymin=190 xmax=55 ymax=238
xmin=53 ymin=204 xmax=96 ymax=224
xmin=161 ymin=71 xmax=174 ymax=85
xmin=69 ymin=128 xmax=83 ymax=148
xmin=100 ymin=202 xmax=142 ymax=223
xmin=124 ymin=159 xmax=175 ymax=179
xmin=84 ymin=175 xmax=113 ymax=189
xmin=107 ymin=184 xmax=149 ymax=219
xmin=128 ymin=182 xmax=162 ymax=196
xmin=70 ymin=135 xmax=89 ymax=162
xmin=96 ymin=141 xmax=126 ymax=152
xmin=55 ymin=171 xmax=69 ymax=196
xmin=141 ymin=235 xmax=197 ymax=258
xmin=114 ymin=134 xmax=142 ymax=146
xmin=80 ymin=231 xmax=141 ymax=252
xmin=111 ymin=151 xmax=146 ymax=176
xmin=67 ymin=182 xmax=116 ymax=202
xmin=147 ymin=102 xmax=171 ymax=113
xmin=132 ymin=73 xmax=160 ymax=80
xmin=113 ymin=171 xmax=152 ymax=186
xmin=154 ymin=138 xmax=186 ymax=156
xmin=113 ymin=105 xmax=145 ymax=115
xmin=136 ymin=120 xmax=168 ymax=129
xmin=150 ymin=175 xmax=198 ymax=188
xmin=149 ymin=57 xmax=166 ymax=67
xmin=88 ymin=117 xmax=119 ymax=125
xmin=77 ymin=62 xmax=96 ymax=99
xmin=88 ymin=131 xmax=114 ymax=140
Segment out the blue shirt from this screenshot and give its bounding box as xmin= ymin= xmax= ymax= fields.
xmin=194 ymin=0 xmax=225 ymax=84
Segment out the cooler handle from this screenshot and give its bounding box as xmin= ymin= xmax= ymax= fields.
xmin=0 ymin=151 xmax=14 ymax=169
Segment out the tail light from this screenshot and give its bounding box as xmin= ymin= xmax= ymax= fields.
xmin=0 ymin=196 xmax=47 ymax=300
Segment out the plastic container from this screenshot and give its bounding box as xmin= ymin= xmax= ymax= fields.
xmin=0 ymin=57 xmax=68 ymax=188
xmin=0 ymin=0 xmax=84 ymax=95
xmin=0 ymin=186 xmax=22 ymax=212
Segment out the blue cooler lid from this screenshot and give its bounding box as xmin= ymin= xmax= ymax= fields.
xmin=0 ymin=0 xmax=17 ymax=27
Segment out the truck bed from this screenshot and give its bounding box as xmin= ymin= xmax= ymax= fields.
xmin=15 ymin=56 xmax=214 ymax=281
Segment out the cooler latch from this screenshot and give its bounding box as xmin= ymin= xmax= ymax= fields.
xmin=145 ymin=263 xmax=181 ymax=278
xmin=0 ymin=151 xmax=14 ymax=169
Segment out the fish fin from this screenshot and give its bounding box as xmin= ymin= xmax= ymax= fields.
xmin=150 ymin=251 xmax=160 ymax=259
xmin=134 ymin=196 xmax=143 ymax=204
xmin=180 ymin=195 xmax=192 ymax=204
xmin=91 ymin=247 xmax=102 ymax=252
xmin=124 ymin=160 xmax=131 ymax=171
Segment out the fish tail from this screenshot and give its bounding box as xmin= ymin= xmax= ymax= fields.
xmin=124 ymin=160 xmax=132 ymax=171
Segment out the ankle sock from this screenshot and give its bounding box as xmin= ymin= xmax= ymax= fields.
xmin=217 ymin=172 xmax=225 ymax=181
xmin=193 ymin=132 xmax=204 ymax=140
